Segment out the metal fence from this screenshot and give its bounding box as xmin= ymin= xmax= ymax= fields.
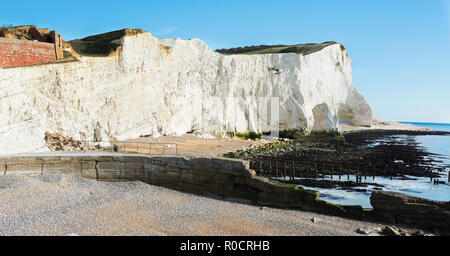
xmin=76 ymin=141 xmax=178 ymax=155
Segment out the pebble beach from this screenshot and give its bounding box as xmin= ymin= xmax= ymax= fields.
xmin=0 ymin=174 xmax=388 ymax=236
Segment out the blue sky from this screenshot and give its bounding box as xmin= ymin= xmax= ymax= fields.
xmin=2 ymin=0 xmax=449 ymax=123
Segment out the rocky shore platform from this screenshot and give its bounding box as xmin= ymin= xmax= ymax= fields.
xmin=227 ymin=129 xmax=450 ymax=179
xmin=223 ymin=129 xmax=450 ymax=233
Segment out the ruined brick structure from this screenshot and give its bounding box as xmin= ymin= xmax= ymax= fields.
xmin=0 ymin=25 xmax=64 ymax=68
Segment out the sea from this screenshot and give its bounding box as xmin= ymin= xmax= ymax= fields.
xmin=298 ymin=122 xmax=450 ymax=208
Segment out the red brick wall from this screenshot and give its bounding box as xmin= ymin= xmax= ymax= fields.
xmin=0 ymin=38 xmax=57 ymax=68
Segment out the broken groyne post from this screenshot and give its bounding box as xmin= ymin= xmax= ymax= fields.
xmin=322 ymin=162 xmax=325 ymax=180
xmin=330 ymin=164 xmax=333 ymax=180
xmin=291 ymin=161 xmax=295 ymax=181
xmin=276 ymin=161 xmax=279 ymax=178
xmin=365 ymin=164 xmax=368 ymax=180
xmin=323 ymin=162 xmax=326 ymax=180
xmin=269 ymin=161 xmax=272 ymax=177
xmin=373 ymin=165 xmax=376 ymax=181
xmin=315 ymin=163 xmax=318 ymax=179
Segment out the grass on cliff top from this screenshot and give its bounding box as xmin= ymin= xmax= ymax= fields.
xmin=216 ymin=42 xmax=339 ymax=56
xmin=69 ymin=29 xmax=146 ymax=57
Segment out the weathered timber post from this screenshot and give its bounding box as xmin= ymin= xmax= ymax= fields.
xmin=403 ymin=165 xmax=406 ymax=181
xmin=314 ymin=163 xmax=318 ymax=179
xmin=259 ymin=160 xmax=263 ymax=175
xmin=339 ymin=164 xmax=342 ymax=180
xmin=331 ymin=164 xmax=334 ymax=180
xmin=269 ymin=161 xmax=272 ymax=177
xmin=314 ymin=163 xmax=317 ymax=179
xmin=323 ymin=163 xmax=325 ymax=180
xmin=357 ymin=162 xmax=360 ymax=178
xmin=276 ymin=161 xmax=279 ymax=178
xmin=291 ymin=161 xmax=295 ymax=181
xmin=365 ymin=164 xmax=368 ymax=180
xmin=323 ymin=162 xmax=326 ymax=180
xmin=373 ymin=165 xmax=376 ymax=181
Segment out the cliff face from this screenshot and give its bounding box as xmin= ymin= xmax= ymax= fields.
xmin=0 ymin=30 xmax=372 ymax=154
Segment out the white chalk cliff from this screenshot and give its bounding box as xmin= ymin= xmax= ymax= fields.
xmin=0 ymin=29 xmax=372 ymax=154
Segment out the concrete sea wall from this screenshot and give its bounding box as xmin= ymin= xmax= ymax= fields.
xmin=0 ymin=154 xmax=344 ymax=213
xmin=1 ymin=153 xmax=448 ymax=233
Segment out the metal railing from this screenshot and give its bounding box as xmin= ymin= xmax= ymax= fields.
xmin=71 ymin=141 xmax=178 ymax=155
